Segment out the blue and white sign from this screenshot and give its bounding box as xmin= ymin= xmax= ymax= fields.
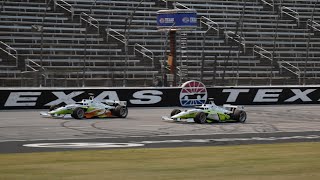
xmin=179 ymin=80 xmax=207 ymax=106
xmin=157 ymin=9 xmax=197 ymax=30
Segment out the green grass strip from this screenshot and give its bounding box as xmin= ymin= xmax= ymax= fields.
xmin=0 ymin=142 xmax=320 ymax=180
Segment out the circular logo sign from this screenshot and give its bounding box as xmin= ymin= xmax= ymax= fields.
xmin=182 ymin=17 xmax=190 ymax=23
xmin=179 ymin=80 xmax=207 ymax=106
xmin=159 ymin=18 xmax=165 ymax=24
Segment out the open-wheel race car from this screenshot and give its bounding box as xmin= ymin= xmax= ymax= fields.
xmin=40 ymin=96 xmax=128 ymax=119
xmin=162 ymin=98 xmax=247 ymax=124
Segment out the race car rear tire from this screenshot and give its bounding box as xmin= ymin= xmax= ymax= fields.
xmin=49 ymin=104 xmax=60 ymax=111
xmin=233 ymin=109 xmax=247 ymax=123
xmin=71 ymin=107 xmax=85 ymax=119
xmin=194 ymin=112 xmax=207 ymax=124
xmin=114 ymin=105 xmax=128 ymax=118
xmin=170 ymin=109 xmax=181 ymax=117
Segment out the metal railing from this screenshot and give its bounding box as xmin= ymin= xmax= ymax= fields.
xmin=252 ymin=45 xmax=275 ymax=85
xmin=281 ymin=6 xmax=300 ymax=26
xmin=0 ymin=41 xmax=18 ymax=67
xmin=200 ymin=16 xmax=220 ymax=35
xmin=174 ymin=2 xmax=190 ymax=9
xmin=134 ymin=43 xmax=154 ymax=67
xmin=279 ymin=60 xmax=301 ymax=84
xmin=80 ymin=12 xmax=99 ymax=87
xmin=80 ymin=12 xmax=99 ymax=31
xmin=106 ymin=28 xmax=126 ymax=44
xmin=54 ymin=0 xmax=74 ymax=20
xmin=307 ymin=19 xmax=320 ymax=32
xmin=21 ymin=59 xmax=47 ymax=87
xmin=253 ymin=45 xmax=275 ymax=85
xmin=261 ymin=0 xmax=275 ymax=11
xmin=254 ymin=45 xmax=301 ymax=83
xmin=23 ymin=59 xmax=44 ymax=72
xmin=225 ymin=31 xmax=246 ymax=53
xmin=1 ymin=0 xmax=5 ymax=12
xmin=253 ymin=45 xmax=273 ymax=62
xmin=199 ymin=16 xmax=220 ymax=82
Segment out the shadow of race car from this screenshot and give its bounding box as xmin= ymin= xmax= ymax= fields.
xmin=40 ymin=96 xmax=128 ymax=119
xmin=162 ymin=99 xmax=247 ymax=124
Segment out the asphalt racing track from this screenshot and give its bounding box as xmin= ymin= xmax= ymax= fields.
xmin=0 ymin=105 xmax=320 ymax=153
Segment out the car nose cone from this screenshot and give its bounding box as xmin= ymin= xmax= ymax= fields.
xmin=171 ymin=111 xmax=188 ymax=118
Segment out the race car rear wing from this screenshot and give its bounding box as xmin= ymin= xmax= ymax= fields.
xmin=104 ymin=99 xmax=127 ymax=106
xmin=223 ymin=104 xmax=244 ymax=112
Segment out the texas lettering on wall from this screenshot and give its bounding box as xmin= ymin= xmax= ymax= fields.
xmin=0 ymin=86 xmax=319 ymax=109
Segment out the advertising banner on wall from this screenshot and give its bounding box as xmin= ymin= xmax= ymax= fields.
xmin=157 ymin=9 xmax=197 ymax=30
xmin=0 ymin=88 xmax=180 ymax=109
xmin=0 ymin=83 xmax=320 ymax=109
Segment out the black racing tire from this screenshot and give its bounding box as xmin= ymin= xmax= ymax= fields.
xmin=114 ymin=105 xmax=128 ymax=118
xmin=233 ymin=109 xmax=247 ymax=123
xmin=194 ymin=112 xmax=207 ymax=124
xmin=170 ymin=109 xmax=181 ymax=117
xmin=49 ymin=104 xmax=60 ymax=111
xmin=71 ymin=107 xmax=85 ymax=119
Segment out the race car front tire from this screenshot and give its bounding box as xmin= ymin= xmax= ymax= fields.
xmin=49 ymin=104 xmax=60 ymax=111
xmin=71 ymin=107 xmax=85 ymax=119
xmin=233 ymin=109 xmax=247 ymax=123
xmin=114 ymin=105 xmax=128 ymax=118
xmin=194 ymin=112 xmax=207 ymax=124
xmin=170 ymin=109 xmax=181 ymax=117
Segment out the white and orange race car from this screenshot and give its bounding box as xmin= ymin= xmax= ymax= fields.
xmin=40 ymin=96 xmax=128 ymax=119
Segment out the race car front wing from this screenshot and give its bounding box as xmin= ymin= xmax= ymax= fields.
xmin=161 ymin=116 xmax=195 ymax=123
xmin=40 ymin=112 xmax=71 ymax=118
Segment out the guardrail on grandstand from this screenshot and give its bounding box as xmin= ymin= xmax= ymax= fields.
xmin=253 ymin=45 xmax=301 ymax=84
xmin=253 ymin=45 xmax=273 ymax=62
xmin=173 ymin=2 xmax=190 ymax=9
xmin=278 ymin=60 xmax=301 ymax=84
xmin=225 ymin=31 xmax=246 ymax=54
xmin=21 ymin=59 xmax=47 ymax=87
xmin=280 ymin=6 xmax=300 ymax=26
xmin=80 ymin=12 xmax=99 ymax=32
xmin=23 ymin=59 xmax=43 ymax=72
xmin=260 ymin=0 xmax=275 ymax=12
xmin=253 ymin=45 xmax=274 ymax=84
xmin=200 ymin=16 xmax=220 ymax=35
xmin=106 ymin=28 xmax=126 ymax=44
xmin=0 ymin=41 xmax=18 ymax=67
xmin=307 ymin=19 xmax=320 ymax=32
xmin=134 ymin=43 xmax=154 ymax=67
xmin=54 ymin=0 xmax=74 ymax=20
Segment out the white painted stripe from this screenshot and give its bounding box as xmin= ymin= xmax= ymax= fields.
xmin=0 ymin=130 xmax=320 ymax=143
xmin=139 ymin=125 xmax=163 ymax=127
xmin=134 ymin=135 xmax=320 ymax=144
xmin=23 ymin=143 xmax=144 ymax=148
xmin=21 ymin=135 xmax=320 ymax=149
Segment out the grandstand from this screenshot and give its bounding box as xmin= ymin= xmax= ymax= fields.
xmin=0 ymin=0 xmax=320 ymax=87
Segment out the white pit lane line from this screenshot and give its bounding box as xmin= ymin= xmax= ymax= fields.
xmin=23 ymin=143 xmax=145 ymax=148
xmin=132 ymin=135 xmax=320 ymax=144
xmin=22 ymin=135 xmax=320 ymax=149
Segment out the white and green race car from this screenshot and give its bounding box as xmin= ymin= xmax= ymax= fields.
xmin=162 ymin=99 xmax=247 ymax=124
xmin=40 ymin=96 xmax=128 ymax=119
